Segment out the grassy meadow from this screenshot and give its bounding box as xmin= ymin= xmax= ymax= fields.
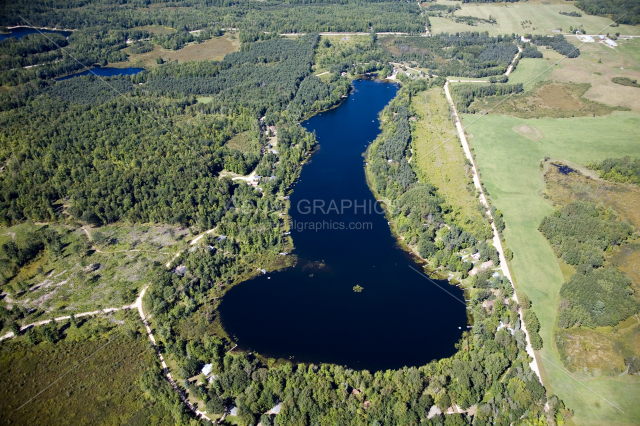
xmin=0 ymin=312 xmax=173 ymax=426
xmin=115 ymin=33 xmax=240 ymax=69
xmin=507 ymin=58 xmax=554 ymax=90
xmin=551 ymin=37 xmax=640 ymax=112
xmin=411 ymin=87 xmax=488 ymax=236
xmin=462 ymin=111 xmax=640 ymax=425
xmin=429 ymin=0 xmax=640 ymax=36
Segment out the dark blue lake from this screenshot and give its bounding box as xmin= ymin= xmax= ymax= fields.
xmin=218 ymin=79 xmax=467 ymax=372
xmin=0 ymin=27 xmax=72 ymax=41
xmin=56 ymin=67 xmax=145 ymax=81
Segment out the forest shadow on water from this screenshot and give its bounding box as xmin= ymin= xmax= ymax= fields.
xmin=218 ymin=78 xmax=467 ymax=372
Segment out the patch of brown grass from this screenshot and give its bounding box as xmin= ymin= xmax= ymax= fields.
xmin=475 ymin=82 xmax=623 ymax=118
xmin=116 ymin=34 xmax=240 ymax=69
xmin=542 ymin=160 xmax=640 ymax=227
xmin=551 ymin=39 xmax=640 ymax=112
xmin=555 ymin=320 xmax=640 ymax=375
xmin=610 ymin=244 xmax=640 ymax=297
xmin=512 ymin=124 xmax=543 ymax=141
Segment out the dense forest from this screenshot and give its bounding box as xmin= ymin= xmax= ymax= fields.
xmin=0 ymin=0 xmax=427 ymax=84
xmin=388 ymin=33 xmax=521 ymax=78
xmin=528 ymin=35 xmax=580 ymax=58
xmin=539 ymin=201 xmax=638 ymax=329
xmin=0 ymin=27 xmax=153 ymax=85
xmin=0 ymin=34 xmax=347 ymax=228
xmin=587 ymin=156 xmax=640 ymax=185
xmin=558 ymin=267 xmax=638 ymax=329
xmin=575 ymin=0 xmax=640 ymax=25
xmin=539 ymin=201 xmax=632 ymax=268
xmin=0 ymin=0 xmax=426 ymax=37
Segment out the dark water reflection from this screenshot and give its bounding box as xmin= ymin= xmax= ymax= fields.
xmin=218 ymin=79 xmax=466 ymax=372
xmin=56 ymin=67 xmax=144 ymax=81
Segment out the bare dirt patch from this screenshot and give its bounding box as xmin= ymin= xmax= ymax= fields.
xmin=512 ymin=124 xmax=543 ymax=141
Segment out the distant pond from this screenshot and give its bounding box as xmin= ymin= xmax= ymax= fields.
xmin=218 ymin=79 xmax=467 ymax=372
xmin=0 ymin=27 xmax=73 ymax=41
xmin=56 ymin=67 xmax=145 ymax=81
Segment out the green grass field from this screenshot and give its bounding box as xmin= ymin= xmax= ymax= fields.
xmin=429 ymin=1 xmax=640 ymax=36
xmin=462 ymin=111 xmax=640 ymax=425
xmin=508 ymin=58 xmax=554 ymax=90
xmin=411 ymin=87 xmax=489 ymax=237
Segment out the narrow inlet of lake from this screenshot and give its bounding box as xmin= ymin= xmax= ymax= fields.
xmin=218 ymin=79 xmax=466 ymax=372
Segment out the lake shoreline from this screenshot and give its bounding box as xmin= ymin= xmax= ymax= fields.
xmin=6 ymin=25 xmax=76 ymax=32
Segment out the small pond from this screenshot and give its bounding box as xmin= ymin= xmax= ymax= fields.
xmin=0 ymin=27 xmax=73 ymax=41
xmin=56 ymin=67 xmax=145 ymax=81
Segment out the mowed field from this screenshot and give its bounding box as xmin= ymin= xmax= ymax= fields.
xmin=429 ymin=0 xmax=640 ymax=36
xmin=507 ymin=57 xmax=554 ymax=90
xmin=116 ymin=33 xmax=240 ymax=69
xmin=462 ymin=111 xmax=640 ymax=425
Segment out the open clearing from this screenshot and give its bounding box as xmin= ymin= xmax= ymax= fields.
xmin=225 ymin=130 xmax=261 ymax=155
xmin=411 ymin=87 xmax=488 ymax=236
xmin=0 ymin=312 xmax=173 ymax=426
xmin=507 ymin=57 xmax=554 ymax=90
xmin=469 ymin=81 xmax=623 ymax=118
xmin=0 ymin=223 xmax=188 ymax=331
xmin=550 ymin=38 xmax=640 ymax=111
xmin=429 ymin=0 xmax=640 ymax=36
xmin=462 ymin=111 xmax=640 ymax=425
xmin=116 ymin=33 xmax=240 ymax=69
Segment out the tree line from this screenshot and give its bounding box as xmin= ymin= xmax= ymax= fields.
xmin=575 ymin=0 xmax=640 ymax=25
xmin=529 ymin=35 xmax=580 ymax=58
xmin=539 ymin=201 xmax=637 ymax=329
xmin=587 ymin=156 xmax=640 ymax=185
xmin=451 ymin=83 xmax=524 ymax=113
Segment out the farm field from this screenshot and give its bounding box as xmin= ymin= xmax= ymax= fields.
xmin=462 ymin=111 xmax=640 ymax=425
xmin=551 ymin=37 xmax=640 ymax=111
xmin=0 ymin=312 xmax=173 ymax=426
xmin=429 ymin=0 xmax=640 ymax=36
xmin=117 ymin=33 xmax=240 ymax=69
